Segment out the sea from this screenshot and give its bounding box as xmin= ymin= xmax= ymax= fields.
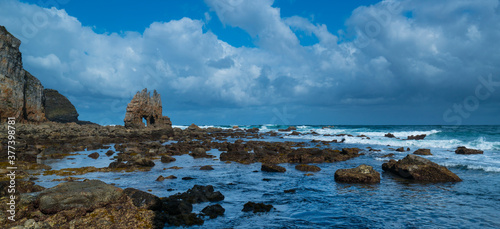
xmin=35 ymin=125 xmax=500 ymax=228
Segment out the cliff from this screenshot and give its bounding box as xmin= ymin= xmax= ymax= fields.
xmin=0 ymin=25 xmax=79 ymax=123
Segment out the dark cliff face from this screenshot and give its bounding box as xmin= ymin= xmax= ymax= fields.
xmin=0 ymin=25 xmax=46 ymax=122
xmin=0 ymin=25 xmax=80 ymax=123
xmin=43 ymin=89 xmax=79 ymax=123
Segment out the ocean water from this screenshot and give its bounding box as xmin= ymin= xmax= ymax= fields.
xmin=36 ymin=125 xmax=500 ymax=228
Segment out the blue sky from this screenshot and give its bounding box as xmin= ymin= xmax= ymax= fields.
xmin=1 ymin=0 xmax=500 ymax=125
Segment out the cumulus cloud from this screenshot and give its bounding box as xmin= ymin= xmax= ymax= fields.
xmin=1 ymin=0 xmax=499 ymax=124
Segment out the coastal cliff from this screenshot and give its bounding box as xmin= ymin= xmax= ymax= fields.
xmin=0 ymin=25 xmax=78 ymax=123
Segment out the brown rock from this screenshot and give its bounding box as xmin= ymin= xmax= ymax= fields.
xmin=413 ymin=149 xmax=432 ymax=155
xmin=455 ymin=146 xmax=483 ymax=155
xmin=334 ymin=165 xmax=381 ymax=183
xmin=88 ymin=152 xmax=99 ymax=159
xmin=200 ymin=165 xmax=214 ymax=170
xmin=295 ymin=164 xmax=321 ymax=172
xmin=161 ymin=155 xmax=176 ymax=163
xmin=124 ymin=88 xmax=172 ymax=128
xmin=382 ymin=154 xmax=462 ymax=182
xmin=407 ymin=134 xmax=426 ymax=140
xmin=385 ymin=133 xmax=396 ymax=138
xmin=261 ymin=164 xmax=286 ymax=173
xmin=395 ymin=147 xmax=405 ymax=152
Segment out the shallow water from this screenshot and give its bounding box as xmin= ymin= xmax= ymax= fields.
xmin=35 ymin=125 xmax=500 ymax=228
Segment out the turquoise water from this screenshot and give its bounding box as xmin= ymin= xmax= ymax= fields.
xmin=37 ymin=125 xmax=500 ymax=228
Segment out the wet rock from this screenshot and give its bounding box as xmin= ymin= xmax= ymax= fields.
xmin=156 ymin=175 xmax=166 ymax=181
xmin=187 ymin=123 xmax=202 ymax=131
xmin=88 ymin=152 xmax=99 ymax=159
xmin=381 ymin=153 xmax=395 ymax=158
xmin=455 ymin=146 xmax=483 ymax=155
xmin=295 ymin=164 xmax=321 ymax=172
xmin=261 ymin=164 xmax=286 ymax=173
xmin=182 ymin=177 xmax=196 ymax=180
xmin=190 ymin=148 xmax=214 ymax=158
xmin=242 ymin=202 xmax=274 ymax=213
xmin=162 ymin=199 xmax=193 ymax=215
xmin=278 ymin=126 xmax=296 ymax=131
xmin=290 ymin=131 xmax=301 ymax=135
xmin=201 ymin=204 xmax=225 ymax=219
xmin=133 ymin=158 xmax=155 ymax=167
xmin=334 ymin=165 xmax=381 ymax=184
xmin=170 ymin=185 xmax=224 ymax=204
xmin=407 ymin=134 xmax=426 ymax=140
xmin=395 ymin=147 xmax=405 ymax=152
xmin=123 ymin=88 xmax=172 ymax=129
xmin=161 ymin=155 xmax=176 ymax=163
xmin=165 ymin=175 xmax=177 ymax=179
xmin=108 ymin=161 xmax=128 ymax=168
xmin=220 ymin=151 xmax=255 ymax=164
xmin=413 ymin=149 xmax=432 ymax=155
xmin=382 ymin=154 xmax=462 ymax=182
xmin=284 ymin=189 xmax=296 ymax=194
xmin=200 ymin=165 xmax=214 ymax=170
xmin=385 ymin=133 xmax=396 ymax=138
xmin=36 ymin=180 xmax=123 ymax=214
xmin=165 ymin=213 xmax=204 ymax=226
xmin=105 ymin=150 xmax=114 ymax=156
xmin=123 ymin=188 xmax=162 ymax=210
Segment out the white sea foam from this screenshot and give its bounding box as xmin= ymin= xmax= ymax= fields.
xmin=442 ymin=163 xmax=500 ymax=173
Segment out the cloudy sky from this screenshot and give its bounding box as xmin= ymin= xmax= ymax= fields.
xmin=1 ymin=0 xmax=500 ymax=125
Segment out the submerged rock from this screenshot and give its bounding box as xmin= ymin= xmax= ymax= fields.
xmin=455 ymin=146 xmax=483 ymax=155
xmin=123 ymin=188 xmax=162 ymax=210
xmin=169 ymin=185 xmax=224 ymax=204
xmin=261 ymin=164 xmax=286 ymax=173
xmin=200 ymin=165 xmax=214 ymax=170
xmin=295 ymin=164 xmax=321 ymax=172
xmin=382 ymin=154 xmax=462 ymax=182
xmin=242 ymin=202 xmax=274 ymax=213
xmin=334 ymin=165 xmax=381 ymax=184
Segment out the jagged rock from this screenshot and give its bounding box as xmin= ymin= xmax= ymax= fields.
xmin=124 ymin=88 xmax=172 ymax=128
xmin=295 ymin=164 xmax=321 ymax=172
xmin=242 ymin=202 xmax=274 ymax=213
xmin=414 ymin=149 xmax=432 ymax=155
xmin=0 ymin=25 xmax=46 ymax=122
xmin=169 ymin=185 xmax=224 ymax=204
xmin=455 ymin=146 xmax=483 ymax=155
xmin=382 ymin=154 xmax=462 ymax=182
xmin=43 ymin=89 xmax=78 ymax=123
xmin=261 ymin=164 xmax=286 ymax=172
xmin=334 ymin=165 xmax=381 ymax=183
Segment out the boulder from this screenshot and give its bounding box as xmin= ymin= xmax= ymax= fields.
xmin=242 ymin=202 xmax=274 ymax=213
xmin=190 ymin=148 xmax=214 ymax=158
xmin=413 ymin=149 xmax=432 ymax=155
xmin=334 ymin=165 xmax=380 ymax=183
xmin=43 ymin=89 xmax=79 ymax=123
xmin=123 ymin=88 xmax=172 ymax=128
xmin=200 ymin=165 xmax=214 ymax=170
xmin=395 ymin=147 xmax=405 ymax=152
xmin=201 ymin=204 xmax=225 ymax=219
xmin=385 ymin=133 xmax=396 ymax=138
xmin=36 ymin=180 xmax=123 ymax=214
xmin=261 ymin=164 xmax=286 ymax=173
xmin=295 ymin=164 xmax=321 ymax=172
xmin=161 ymin=155 xmax=176 ymax=163
xmin=88 ymin=152 xmax=99 ymax=159
xmin=187 ymin=123 xmax=202 ymax=131
xmin=455 ymin=146 xmax=483 ymax=155
xmin=382 ymin=154 xmax=462 ymax=182
xmin=123 ymin=188 xmax=162 ymax=210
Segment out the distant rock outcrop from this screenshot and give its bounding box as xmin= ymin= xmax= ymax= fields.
xmin=124 ymin=88 xmax=172 ymax=128
xmin=44 ymin=89 xmax=79 ymax=123
xmin=0 ymin=25 xmax=46 ymax=122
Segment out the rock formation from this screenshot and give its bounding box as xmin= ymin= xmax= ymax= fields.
xmin=124 ymin=88 xmax=172 ymax=128
xmin=334 ymin=164 xmax=381 ymax=183
xmin=44 ymin=89 xmax=79 ymax=123
xmin=0 ymin=25 xmax=46 ymax=122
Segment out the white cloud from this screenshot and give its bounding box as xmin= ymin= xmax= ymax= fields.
xmin=1 ymin=0 xmax=499 ymax=124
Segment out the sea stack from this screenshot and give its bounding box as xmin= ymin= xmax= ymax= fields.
xmin=124 ymin=88 xmax=172 ymax=128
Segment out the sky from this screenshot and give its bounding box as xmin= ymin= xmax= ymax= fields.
xmin=1 ymin=0 xmax=500 ymax=125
